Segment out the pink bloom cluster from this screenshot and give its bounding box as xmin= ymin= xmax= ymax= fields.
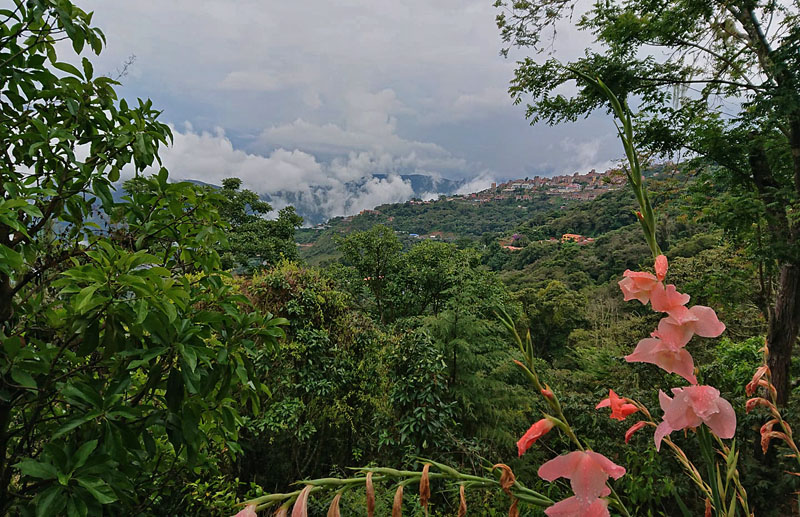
xmin=620 ymin=255 xmax=725 ymax=384
xmin=618 ymin=255 xmax=736 ymax=446
xmin=538 ymin=451 xmax=626 ymax=517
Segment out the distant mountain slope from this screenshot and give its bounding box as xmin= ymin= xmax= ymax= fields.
xmin=261 ymin=173 xmax=465 ymax=225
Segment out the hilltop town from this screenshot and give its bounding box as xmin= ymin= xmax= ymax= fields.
xmin=312 ymin=168 xmax=632 ymax=231
xmin=465 ymin=168 xmax=628 ymax=203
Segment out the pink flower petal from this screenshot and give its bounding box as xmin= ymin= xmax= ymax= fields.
xmin=234 ymin=504 xmax=258 ymax=517
xmin=625 ymin=337 xmax=698 ymax=384
xmin=544 ymin=496 xmax=583 ymax=517
xmin=545 ymin=497 xmax=610 ymax=517
xmin=656 ymin=386 xmax=737 ymax=446
xmin=687 ymin=306 xmax=726 ymax=338
xmin=585 ymin=451 xmax=626 ymax=480
xmin=292 ymin=486 xmax=312 ymax=517
xmin=650 ymin=284 xmax=690 ymax=313
xmin=703 ymin=396 xmax=737 ymax=439
xmin=619 ymin=271 xmax=658 ymax=304
xmin=654 ymin=421 xmax=672 ymax=451
xmin=654 ymin=317 xmax=694 ymax=348
xmin=539 ymin=451 xmax=624 ymax=501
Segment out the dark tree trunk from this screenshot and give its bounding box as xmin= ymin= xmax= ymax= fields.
xmin=749 ymin=132 xmax=800 ymax=405
xmin=767 ymin=264 xmax=800 ymax=406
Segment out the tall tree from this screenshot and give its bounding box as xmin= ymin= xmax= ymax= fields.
xmin=216 ymin=177 xmax=303 ymax=271
xmin=495 ymin=0 xmax=800 ymax=403
xmin=338 ymin=225 xmax=402 ymax=323
xmin=0 ymin=3 xmax=283 ymax=513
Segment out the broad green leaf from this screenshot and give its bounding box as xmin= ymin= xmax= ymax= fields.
xmin=53 ymin=61 xmax=84 ymax=79
xmin=51 ymin=411 xmax=102 ymax=440
xmin=71 ymin=440 xmax=98 ymax=471
xmin=36 ymin=485 xmax=66 ymax=517
xmin=75 ymin=477 xmax=117 ymax=504
xmin=11 ymin=367 xmax=36 ymax=389
xmin=81 ymin=57 xmax=93 ymax=80
xmin=16 ymin=459 xmax=58 ymax=480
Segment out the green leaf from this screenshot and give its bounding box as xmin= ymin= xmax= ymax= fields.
xmin=166 ymin=368 xmax=184 ymax=412
xmin=16 ymin=459 xmax=58 ymax=480
xmin=36 ymin=486 xmax=66 ymax=517
xmin=81 ymin=57 xmax=93 ymax=80
xmin=73 ymin=285 xmax=99 ymax=313
xmin=0 ymin=244 xmax=23 ymax=272
xmin=53 ymin=61 xmax=84 ymax=79
xmin=66 ymin=495 xmax=88 ymax=517
xmin=181 ymin=345 xmax=197 ymax=373
xmin=2 ymin=336 xmax=22 ymax=359
xmin=71 ymin=440 xmax=98 ymax=471
xmin=51 ymin=411 xmax=102 ymax=440
xmin=75 ymin=477 xmax=117 ymax=504
xmin=11 ymin=367 xmax=37 ymax=389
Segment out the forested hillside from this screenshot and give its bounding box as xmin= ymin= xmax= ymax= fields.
xmin=3 ymin=1 xmax=800 ymax=517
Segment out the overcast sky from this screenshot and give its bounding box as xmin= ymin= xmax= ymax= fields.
xmin=80 ymin=0 xmax=620 ymax=214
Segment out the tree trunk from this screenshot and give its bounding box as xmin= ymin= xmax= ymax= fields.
xmin=749 ymin=131 xmax=800 ymax=405
xmin=767 ymin=263 xmax=800 ymax=406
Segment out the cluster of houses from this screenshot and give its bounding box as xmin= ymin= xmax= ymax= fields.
xmin=468 ymin=168 xmax=628 ymax=203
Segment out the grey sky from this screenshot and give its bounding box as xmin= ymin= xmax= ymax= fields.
xmin=80 ymin=0 xmax=620 ymax=216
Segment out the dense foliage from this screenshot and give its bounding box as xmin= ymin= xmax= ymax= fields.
xmin=3 ymin=1 xmax=800 ymax=516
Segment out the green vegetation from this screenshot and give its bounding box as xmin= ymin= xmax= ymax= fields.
xmin=2 ymin=1 xmax=800 ymax=516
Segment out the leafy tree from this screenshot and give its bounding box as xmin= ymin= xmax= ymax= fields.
xmin=338 ymin=225 xmax=402 ymax=323
xmin=0 ymin=3 xmax=283 ymax=513
xmin=495 ymin=0 xmax=800 ymax=402
xmin=515 ymin=280 xmax=588 ymax=356
xmin=392 ymin=240 xmax=459 ymax=317
xmin=216 ymin=177 xmax=303 ymax=272
xmin=238 ymin=262 xmax=390 ymax=489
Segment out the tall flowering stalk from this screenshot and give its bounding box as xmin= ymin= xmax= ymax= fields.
xmin=564 ymin=71 xmax=750 ymax=516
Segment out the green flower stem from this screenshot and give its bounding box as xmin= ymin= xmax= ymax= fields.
xmin=245 ymin=464 xmax=555 ymax=511
xmin=499 ymin=312 xmax=631 ymax=517
xmin=569 ymin=68 xmax=661 ymax=260
xmin=698 ymin=426 xmax=724 ymax=516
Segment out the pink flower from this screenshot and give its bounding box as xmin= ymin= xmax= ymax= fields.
xmin=517 ymin=418 xmax=555 ymax=456
xmin=538 ymin=451 xmax=625 ymax=501
xmin=654 ymin=255 xmax=668 ymax=281
xmin=658 ymin=306 xmax=726 ymax=342
xmin=625 ymin=307 xmax=726 ymax=383
xmin=545 ymin=496 xmax=609 ymax=517
xmin=624 ymin=421 xmax=647 ymax=443
xmin=618 ymin=270 xmax=659 ymax=304
xmin=625 ymin=335 xmax=698 ymax=384
xmin=654 ymin=386 xmax=736 ymax=451
xmin=619 ymin=255 xmax=670 ymax=304
xmin=596 ymin=390 xmax=638 ymax=421
xmin=745 ymin=397 xmax=772 ymax=413
xmin=233 ymin=504 xmax=258 ymax=517
xmin=649 ymin=284 xmax=690 ymax=315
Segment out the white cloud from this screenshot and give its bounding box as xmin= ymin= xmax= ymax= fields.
xmin=156 ymin=125 xmax=454 ymax=222
xmin=79 ymin=0 xmax=619 ymax=182
xmin=455 ymin=171 xmax=497 ymax=194
xmin=558 ymin=138 xmax=617 ymax=174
